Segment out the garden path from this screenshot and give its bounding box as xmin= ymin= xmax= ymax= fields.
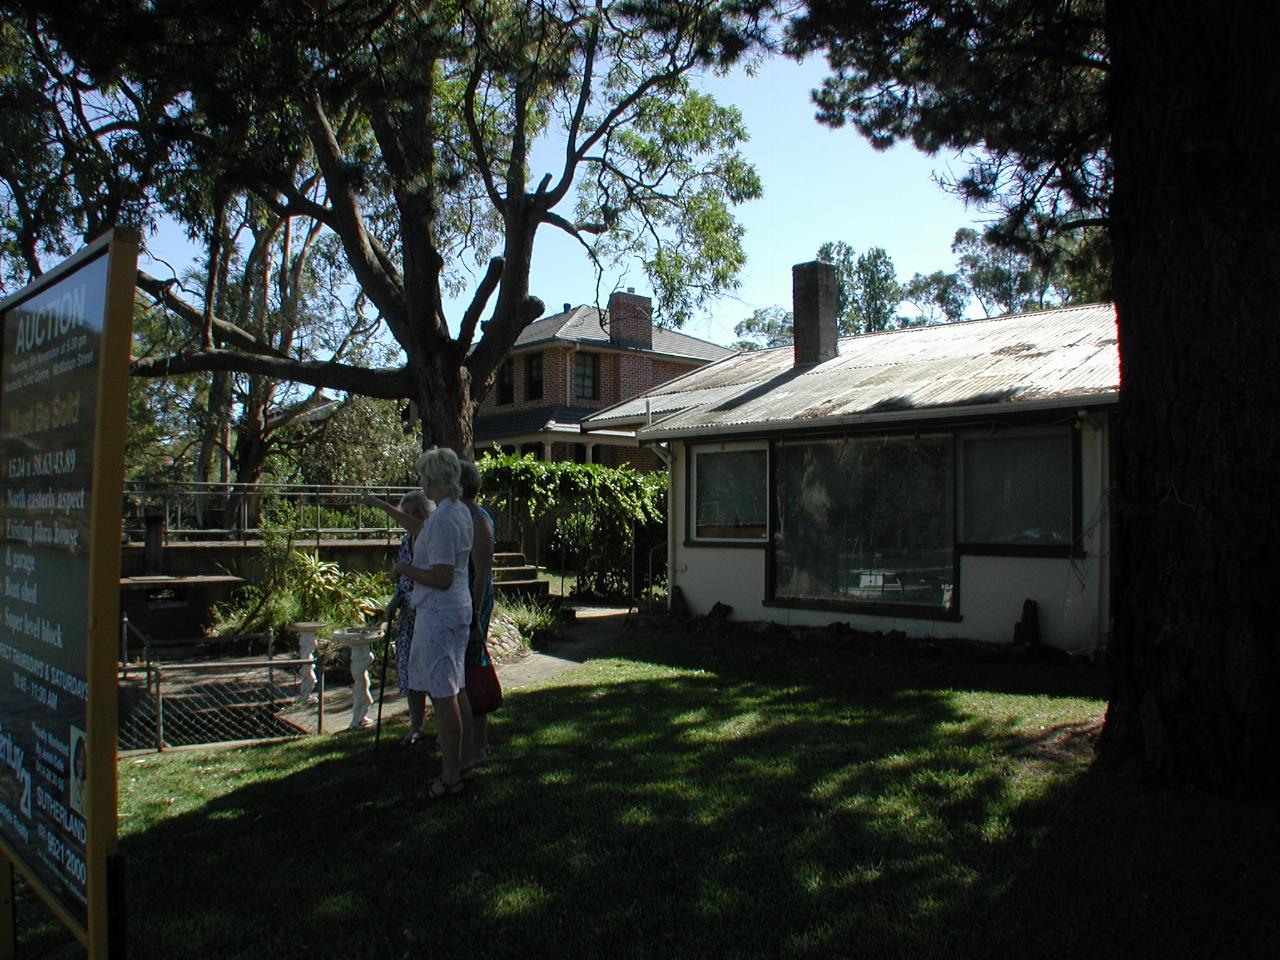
xmin=325 ymin=603 xmax=634 ymax=736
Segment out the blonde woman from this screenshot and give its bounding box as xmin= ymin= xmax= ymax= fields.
xmin=394 ymin=447 xmax=475 ymax=799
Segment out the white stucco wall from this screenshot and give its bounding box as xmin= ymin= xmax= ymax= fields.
xmin=666 ymin=417 xmax=1110 ymax=654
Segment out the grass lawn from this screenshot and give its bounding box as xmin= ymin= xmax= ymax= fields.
xmin=16 ymin=625 xmax=1279 ymax=959
xmin=536 ymin=566 xmax=578 ymax=597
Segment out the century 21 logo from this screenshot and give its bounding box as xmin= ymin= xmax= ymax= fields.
xmin=0 ymin=722 xmax=33 ymax=816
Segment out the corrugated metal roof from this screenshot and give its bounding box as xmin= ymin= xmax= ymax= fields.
xmin=513 ymin=306 xmax=733 ymax=362
xmin=582 ymin=303 xmax=1119 ymax=439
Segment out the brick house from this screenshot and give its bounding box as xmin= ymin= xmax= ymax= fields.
xmin=474 ymin=289 xmax=732 ymax=470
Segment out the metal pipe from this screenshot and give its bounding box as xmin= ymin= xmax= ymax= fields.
xmin=317 ymin=656 xmax=325 ymax=734
xmin=146 ymin=656 xmax=313 ymax=672
xmin=155 ymin=668 xmax=165 ymax=752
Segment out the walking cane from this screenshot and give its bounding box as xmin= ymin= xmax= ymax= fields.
xmin=373 ymin=610 xmax=396 ymax=750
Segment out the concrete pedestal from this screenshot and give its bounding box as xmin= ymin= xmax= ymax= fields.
xmin=332 ymin=627 xmax=383 ymax=729
xmin=289 ymin=621 xmax=327 ymax=702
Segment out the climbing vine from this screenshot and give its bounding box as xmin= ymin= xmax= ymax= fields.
xmin=476 ymin=454 xmax=667 ymax=598
xmin=477 ymin=454 xmax=666 ymax=525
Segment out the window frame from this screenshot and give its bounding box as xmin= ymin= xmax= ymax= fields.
xmin=756 ymin=421 xmax=1083 ymax=618
xmin=497 ymin=359 xmax=514 ymax=406
xmin=764 ymin=432 xmax=959 ymax=618
xmin=525 ymin=353 xmax=543 ymax=401
xmin=573 ymin=351 xmax=598 ymax=400
xmin=685 ymin=441 xmax=769 ymax=547
xmin=955 ymin=426 xmax=1080 ymax=558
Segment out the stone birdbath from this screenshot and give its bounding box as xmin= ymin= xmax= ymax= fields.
xmin=289 ymin=621 xmax=328 ymax=702
xmin=331 ymin=625 xmax=385 ymax=730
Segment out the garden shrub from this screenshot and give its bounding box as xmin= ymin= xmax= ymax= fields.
xmin=211 ymin=505 xmax=386 ymax=644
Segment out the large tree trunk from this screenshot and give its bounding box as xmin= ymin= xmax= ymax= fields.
xmin=195 ymin=370 xmax=232 ymax=485
xmin=409 ymin=348 xmax=474 ymax=456
xmin=1102 ymin=1 xmax=1280 ymax=790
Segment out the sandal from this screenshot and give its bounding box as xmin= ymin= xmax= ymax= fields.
xmin=460 ymin=748 xmax=488 ymax=780
xmin=401 ymin=730 xmax=424 ymax=747
xmin=425 ymin=776 xmax=464 ymax=801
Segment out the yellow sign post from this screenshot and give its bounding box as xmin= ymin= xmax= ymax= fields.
xmin=0 ymin=229 xmax=137 ymax=958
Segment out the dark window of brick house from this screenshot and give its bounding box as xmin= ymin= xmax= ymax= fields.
xmin=525 ymin=353 xmax=543 ymax=400
xmin=498 ymin=359 xmax=514 ymax=405
xmin=573 ymin=352 xmax=598 ymax=399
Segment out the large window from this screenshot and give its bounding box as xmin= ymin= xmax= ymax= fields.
xmin=525 ymin=353 xmax=543 ymax=400
xmin=960 ymin=431 xmax=1071 ymax=546
xmin=772 ymin=435 xmax=954 ymax=610
xmin=573 ymin=352 xmax=598 ymax=399
xmin=690 ymin=445 xmax=767 ymax=541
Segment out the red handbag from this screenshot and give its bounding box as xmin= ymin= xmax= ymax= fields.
xmin=466 ymin=645 xmax=503 ymax=715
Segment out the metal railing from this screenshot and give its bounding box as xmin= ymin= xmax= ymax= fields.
xmin=122 ymin=480 xmax=419 ymax=545
xmin=118 ymin=656 xmax=327 ymax=751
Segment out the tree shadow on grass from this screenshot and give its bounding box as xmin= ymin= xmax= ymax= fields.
xmin=601 ymin=617 xmax=1110 ymax=701
xmin=18 ymin=629 xmax=1274 ymax=960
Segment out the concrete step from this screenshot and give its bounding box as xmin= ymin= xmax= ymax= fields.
xmin=493 ymin=565 xmax=539 ymax=583
xmin=493 ymin=578 xmax=551 ymax=599
xmin=494 ymin=551 xmax=528 ymax=568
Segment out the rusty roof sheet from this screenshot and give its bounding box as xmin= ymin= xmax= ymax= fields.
xmin=582 ymin=303 xmax=1119 ymax=439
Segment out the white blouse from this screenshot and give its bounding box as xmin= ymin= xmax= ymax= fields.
xmin=409 ymin=496 xmax=474 ymax=619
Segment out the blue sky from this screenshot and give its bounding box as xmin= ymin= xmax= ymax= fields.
xmin=514 ymin=54 xmax=981 ymax=345
xmin=143 ymin=55 xmax=982 ymax=349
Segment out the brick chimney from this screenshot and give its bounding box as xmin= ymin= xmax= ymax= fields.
xmin=607 ymin=288 xmax=653 ymax=349
xmin=792 ymin=260 xmax=838 ymax=367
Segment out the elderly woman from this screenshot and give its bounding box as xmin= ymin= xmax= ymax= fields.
xmin=363 ymin=489 xmax=433 ymax=744
xmin=394 ymin=447 xmax=475 ymax=799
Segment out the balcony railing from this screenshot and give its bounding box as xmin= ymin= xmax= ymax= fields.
xmin=123 ymin=480 xmax=420 ymax=546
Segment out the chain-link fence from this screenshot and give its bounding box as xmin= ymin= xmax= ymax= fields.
xmin=118 ymin=657 xmax=325 ymax=751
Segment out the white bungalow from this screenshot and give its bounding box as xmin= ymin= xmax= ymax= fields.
xmin=582 ymin=262 xmax=1120 ymax=655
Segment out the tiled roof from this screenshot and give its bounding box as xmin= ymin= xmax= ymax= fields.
xmin=582 ymin=303 xmax=1120 ymax=439
xmin=513 ymin=306 xmax=732 ymax=362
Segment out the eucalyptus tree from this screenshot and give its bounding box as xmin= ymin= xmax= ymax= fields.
xmin=0 ymin=18 xmax=170 ymax=288
xmin=129 ymin=192 xmax=387 ymax=517
xmin=817 ymin=240 xmax=903 ymax=333
xmin=731 ymin=304 xmax=793 ymax=351
xmin=899 ymin=269 xmax=967 ymax=325
xmin=15 ymin=0 xmax=763 ymax=454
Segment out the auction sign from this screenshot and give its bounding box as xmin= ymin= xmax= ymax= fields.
xmin=0 ymin=230 xmax=135 ymax=957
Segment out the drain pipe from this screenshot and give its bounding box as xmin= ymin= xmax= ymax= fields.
xmin=1093 ymin=420 xmax=1108 ymax=661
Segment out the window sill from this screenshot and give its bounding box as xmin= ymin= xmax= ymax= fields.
xmin=764 ymin=596 xmax=962 ymax=622
xmin=958 ymin=543 xmax=1074 ymax=559
xmin=683 ymin=538 xmax=767 ymax=549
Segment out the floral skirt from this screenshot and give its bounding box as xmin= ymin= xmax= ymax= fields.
xmin=393 ymin=597 xmax=415 ymax=695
